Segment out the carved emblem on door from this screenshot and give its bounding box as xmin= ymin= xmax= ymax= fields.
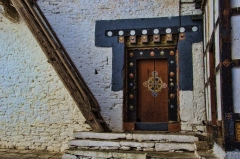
xmin=143 ymin=71 xmax=167 ymax=97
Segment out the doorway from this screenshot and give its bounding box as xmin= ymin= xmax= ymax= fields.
xmin=124 ymin=47 xmax=178 ymax=131
xmin=137 ymin=59 xmax=168 ymax=122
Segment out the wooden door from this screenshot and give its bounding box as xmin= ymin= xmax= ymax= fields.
xmin=137 ymin=59 xmax=168 ymax=122
xmin=124 ymin=48 xmax=177 ymax=131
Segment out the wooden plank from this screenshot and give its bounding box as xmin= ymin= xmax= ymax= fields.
xmin=209 ymin=52 xmax=217 ymax=125
xmin=123 ymin=122 xmax=135 ymax=131
xmin=137 ymin=60 xmax=155 ymax=122
xmin=11 ymin=0 xmax=110 ymax=132
xmin=168 ymin=123 xmax=180 ymax=132
xmin=155 ymin=59 xmax=168 ymax=122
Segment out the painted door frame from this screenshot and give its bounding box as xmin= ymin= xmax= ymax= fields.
xmin=124 ymin=46 xmax=179 ymax=131
xmin=95 ymin=15 xmax=203 ymax=132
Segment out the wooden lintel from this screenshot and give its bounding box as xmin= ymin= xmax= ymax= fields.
xmin=11 ymin=0 xmax=110 ymax=132
xmin=0 ymin=0 xmax=19 ymax=22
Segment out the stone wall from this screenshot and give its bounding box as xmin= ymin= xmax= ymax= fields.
xmin=0 ymin=0 xmax=203 ymax=152
xmin=0 ymin=14 xmax=91 ymax=152
xmin=37 ymin=0 xmax=202 ymax=132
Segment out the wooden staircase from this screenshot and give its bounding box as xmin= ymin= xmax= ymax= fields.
xmin=62 ymin=131 xmax=218 ymax=159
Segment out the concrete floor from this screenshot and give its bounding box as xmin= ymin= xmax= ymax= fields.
xmin=0 ymin=149 xmax=63 ymax=159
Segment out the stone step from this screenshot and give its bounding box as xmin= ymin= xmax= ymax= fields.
xmin=73 ymin=131 xmax=199 ymax=143
xmin=63 ymin=149 xmax=199 ymax=159
xmin=69 ymin=139 xmax=196 ymax=152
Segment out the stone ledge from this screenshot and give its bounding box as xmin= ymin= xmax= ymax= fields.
xmin=69 ymin=139 xmax=196 ymax=152
xmin=73 ymin=132 xmax=199 ymax=143
xmin=69 ymin=140 xmax=120 ymax=147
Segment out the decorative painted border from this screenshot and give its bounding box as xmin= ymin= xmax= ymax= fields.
xmin=95 ymin=15 xmax=203 ymax=91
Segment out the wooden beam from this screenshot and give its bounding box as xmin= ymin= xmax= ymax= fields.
xmin=219 ymin=0 xmax=235 ymax=151
xmin=231 ymin=7 xmax=240 ymax=16
xmin=11 ymin=0 xmax=110 ymax=132
xmin=232 ymin=59 xmax=240 ymax=67
xmin=0 ymin=0 xmax=19 ymax=22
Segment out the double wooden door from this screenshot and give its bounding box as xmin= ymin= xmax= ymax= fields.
xmin=137 ymin=59 xmax=168 ymax=122
xmin=125 ymin=48 xmax=177 ymax=130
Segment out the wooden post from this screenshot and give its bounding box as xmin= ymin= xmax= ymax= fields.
xmin=219 ymin=0 xmax=235 ymax=151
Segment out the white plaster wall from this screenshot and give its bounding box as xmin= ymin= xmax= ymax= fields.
xmin=181 ymin=3 xmax=202 ymax=15
xmin=0 ymin=2 xmax=204 ymax=153
xmin=179 ymin=91 xmax=194 ymax=131
xmin=192 ymin=42 xmax=206 ymax=126
xmin=180 ymin=43 xmax=206 ymax=133
xmin=0 ymin=15 xmax=91 ymax=152
xmin=36 ymin=0 xmax=201 ymax=132
xmin=231 ymin=15 xmax=240 ymax=59
xmin=36 ymin=0 xmax=181 ymax=132
xmin=231 ymin=3 xmax=240 ymax=114
xmin=216 ymin=72 xmax=222 ymax=120
xmin=231 ymin=0 xmax=240 ymax=8
xmin=232 ymin=68 xmax=240 ymax=113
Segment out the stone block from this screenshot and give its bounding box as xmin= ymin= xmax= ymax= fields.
xmin=155 ymin=143 xmax=195 ymax=152
xmin=100 ymin=146 xmax=119 ymax=150
xmin=120 ymin=141 xmax=154 ymax=148
xmin=143 ymin=147 xmax=154 ymax=151
xmin=74 ymin=132 xmax=126 ymax=140
xmin=119 ymin=146 xmax=131 ymax=150
xmin=69 ymin=139 xmax=120 ymax=147
xmin=131 ymin=134 xmax=198 ymax=143
xmin=111 ymin=151 xmax=146 ymax=159
xmin=62 ymin=153 xmax=77 ymax=159
xmin=126 ymin=133 xmax=133 ymax=140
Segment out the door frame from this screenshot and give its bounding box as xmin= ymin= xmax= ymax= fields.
xmin=123 ymin=46 xmax=180 ymax=131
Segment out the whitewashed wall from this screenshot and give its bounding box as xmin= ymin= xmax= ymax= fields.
xmin=0 ymin=14 xmax=91 ymax=152
xmin=0 ymin=0 xmax=203 ymax=152
xmin=231 ymin=8 xmax=240 ymax=113
xmin=180 ymin=42 xmax=206 ymax=132
xmin=37 ymin=0 xmax=181 ymax=132
xmin=37 ymin=0 xmax=202 ymax=132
